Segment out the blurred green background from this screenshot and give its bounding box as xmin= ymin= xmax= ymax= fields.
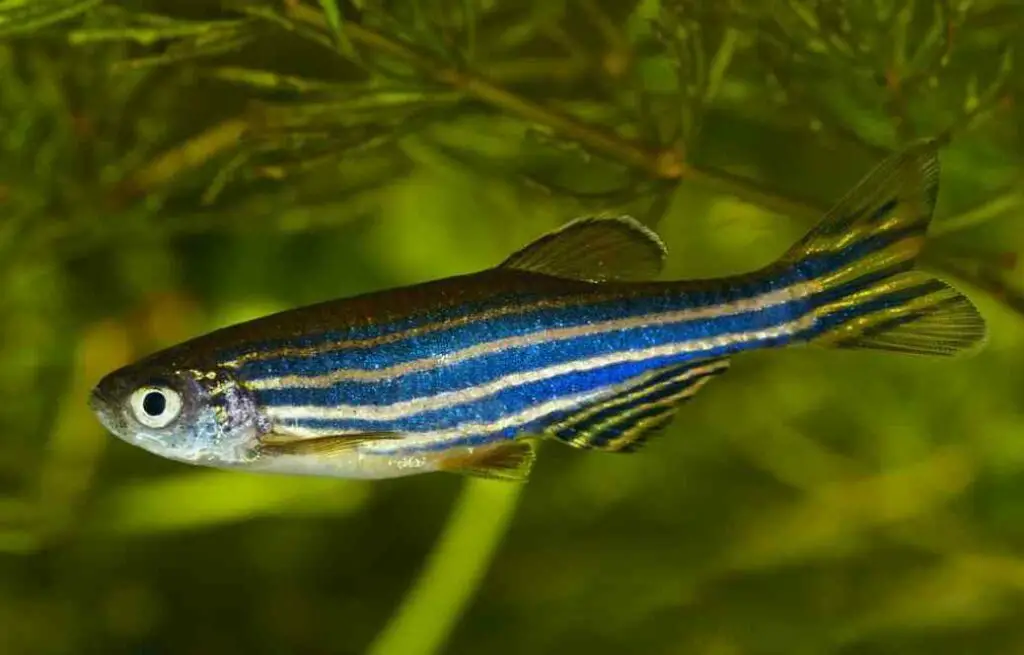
xmin=2 ymin=1 xmax=1023 ymax=654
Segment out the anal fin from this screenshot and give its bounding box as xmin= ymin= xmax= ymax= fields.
xmin=436 ymin=440 xmax=537 ymax=482
xmin=548 ymin=357 xmax=730 ymax=453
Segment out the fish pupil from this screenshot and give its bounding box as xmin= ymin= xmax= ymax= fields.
xmin=142 ymin=391 xmax=166 ymax=416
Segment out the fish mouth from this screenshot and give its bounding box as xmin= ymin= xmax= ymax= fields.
xmin=87 ymin=385 xmax=106 ymax=415
xmin=88 ymin=384 xmax=124 ymax=437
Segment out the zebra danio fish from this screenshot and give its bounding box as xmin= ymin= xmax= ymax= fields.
xmin=89 ymin=141 xmax=986 ymax=481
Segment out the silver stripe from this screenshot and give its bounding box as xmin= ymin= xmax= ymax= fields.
xmin=251 ymin=231 xmax=923 ymax=391
xmin=250 ymin=281 xmax=818 ymax=390
xmin=364 ymin=362 xmax=728 ymax=456
xmin=265 ymin=316 xmax=811 ymax=423
xmin=264 ymin=236 xmax=923 ymax=426
xmin=277 ymin=368 xmax=686 ymax=456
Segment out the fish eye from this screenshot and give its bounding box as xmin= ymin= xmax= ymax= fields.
xmin=129 ymin=386 xmax=183 ymax=429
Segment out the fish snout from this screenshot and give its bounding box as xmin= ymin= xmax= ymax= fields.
xmin=87 ymin=384 xmax=105 ymax=413
xmin=88 ymin=379 xmax=124 ymax=436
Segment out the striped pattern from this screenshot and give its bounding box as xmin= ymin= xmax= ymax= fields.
xmin=238 ymin=284 xmax=809 ymax=390
xmin=550 ymin=357 xmax=731 ymax=451
xmin=227 ymin=196 xmax=934 ymax=457
xmin=205 ymin=140 xmax=980 ymax=462
xmin=236 ymin=284 xmax=813 ymax=449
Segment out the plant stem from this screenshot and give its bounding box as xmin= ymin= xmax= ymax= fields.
xmin=287 ymin=4 xmax=684 ymax=179
xmin=366 ymin=479 xmax=524 ymax=655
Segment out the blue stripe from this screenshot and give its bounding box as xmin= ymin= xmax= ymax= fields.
xmin=351 ymin=225 xmax=941 ymax=452
xmin=252 ymin=301 xmax=794 ymax=407
xmin=234 ymin=280 xmax=794 ymax=380
xmin=236 ymin=220 xmax=922 ymax=380
xmin=256 ymin=244 xmax=926 ymax=411
xmin=224 ymin=204 xmax=919 ymax=376
xmin=792 ymin=221 xmax=923 ymax=279
xmin=276 ymin=349 xmax=755 ymax=438
xmin=808 ymin=260 xmax=917 ymax=308
xmin=256 ymin=206 xmax=931 ymax=458
xmin=295 ymin=283 xmax=935 ymax=452
xmin=322 ymin=282 xmax=943 ymax=445
xmin=278 ymin=355 xmax=689 ymax=434
xmin=220 ymin=288 xmax=544 ymax=356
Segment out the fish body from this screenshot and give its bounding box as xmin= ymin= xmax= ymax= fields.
xmin=90 ymin=141 xmax=987 ymax=481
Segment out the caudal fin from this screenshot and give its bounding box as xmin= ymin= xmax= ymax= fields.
xmin=781 ymin=140 xmax=987 ymax=357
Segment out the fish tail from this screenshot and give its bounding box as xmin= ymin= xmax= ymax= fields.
xmin=778 ymin=139 xmax=986 ymax=356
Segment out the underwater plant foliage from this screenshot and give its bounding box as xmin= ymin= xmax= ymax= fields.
xmin=1 ymin=1 xmax=1023 ymax=653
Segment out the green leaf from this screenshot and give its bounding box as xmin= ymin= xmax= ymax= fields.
xmin=0 ymin=0 xmax=100 ymax=37
xmin=316 ymin=0 xmax=356 ymax=58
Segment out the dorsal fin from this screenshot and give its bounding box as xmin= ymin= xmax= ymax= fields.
xmin=547 ymin=357 xmax=730 ymax=452
xmin=499 ymin=216 xmax=667 ymax=282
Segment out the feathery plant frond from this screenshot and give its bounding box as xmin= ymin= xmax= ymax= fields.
xmin=0 ymin=0 xmax=101 ymax=37
xmin=1 ymin=2 xmax=1023 ymax=655
xmin=54 ymin=2 xmax=1024 ymax=243
xmin=98 ymin=0 xmax=1019 ymax=309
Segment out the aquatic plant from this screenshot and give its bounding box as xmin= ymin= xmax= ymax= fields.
xmin=1 ymin=1 xmax=1022 ymax=653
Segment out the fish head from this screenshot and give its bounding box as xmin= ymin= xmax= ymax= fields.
xmin=89 ymin=354 xmax=267 ymax=468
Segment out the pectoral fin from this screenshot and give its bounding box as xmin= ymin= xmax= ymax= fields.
xmin=436 ymin=439 xmax=537 ymax=482
xmin=258 ymin=430 xmax=403 ymax=457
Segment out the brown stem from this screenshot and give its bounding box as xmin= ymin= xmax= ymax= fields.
xmin=237 ymin=3 xmax=1020 ymax=323
xmin=286 ymin=3 xmax=684 ymax=179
